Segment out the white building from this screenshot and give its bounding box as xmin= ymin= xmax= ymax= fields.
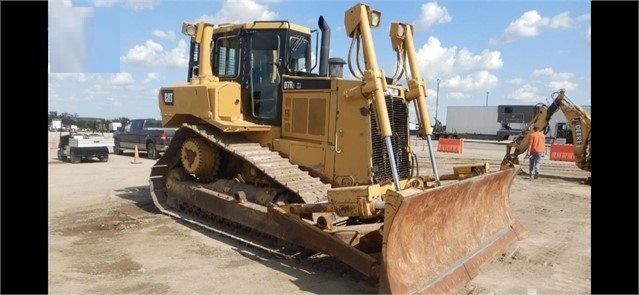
xmin=51 ymin=119 xmax=62 ymax=131
xmin=446 ymin=105 xmax=591 ymax=139
xmin=108 ymin=122 xmax=122 ymax=132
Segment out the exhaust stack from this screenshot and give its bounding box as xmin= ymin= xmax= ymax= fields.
xmin=318 ymin=16 xmax=331 ymax=77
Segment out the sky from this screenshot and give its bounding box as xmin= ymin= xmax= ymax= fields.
xmin=48 ymin=0 xmax=591 ymax=125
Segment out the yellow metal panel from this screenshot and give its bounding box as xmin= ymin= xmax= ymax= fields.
xmin=167 ymin=85 xmax=212 ymax=119
xmin=290 ymin=142 xmax=326 ymax=177
xmin=332 ymin=80 xmax=374 ymax=186
xmin=214 ymin=21 xmax=311 ymax=35
xmin=211 ymin=82 xmax=242 ymax=121
xmin=159 ymin=83 xmax=271 ymax=132
xmin=272 ymin=138 xmax=291 ymax=158
xmin=273 ymin=138 xmax=332 ymax=181
xmin=308 ymin=98 xmax=326 ymax=136
xmin=282 ymin=91 xmax=330 ymax=142
xmin=292 ymin=98 xmax=308 ymax=134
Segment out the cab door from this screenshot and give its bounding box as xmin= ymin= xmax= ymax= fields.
xmin=249 ymin=34 xmax=281 ymax=124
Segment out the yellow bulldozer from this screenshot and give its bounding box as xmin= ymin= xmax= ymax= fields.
xmin=149 ymin=3 xmax=527 ymax=293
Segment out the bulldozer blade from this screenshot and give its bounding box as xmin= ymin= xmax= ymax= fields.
xmin=380 ymin=167 xmax=528 ymax=294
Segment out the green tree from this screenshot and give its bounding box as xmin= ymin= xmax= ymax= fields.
xmin=48 ymin=111 xmax=59 ymax=125
xmin=59 ymin=112 xmax=79 ymax=126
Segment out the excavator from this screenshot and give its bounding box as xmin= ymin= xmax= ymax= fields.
xmin=149 ymin=3 xmax=527 ymax=293
xmin=500 ymin=89 xmax=591 ymax=185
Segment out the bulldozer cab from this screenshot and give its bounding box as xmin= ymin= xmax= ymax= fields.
xmin=207 ymin=25 xmax=313 ymax=125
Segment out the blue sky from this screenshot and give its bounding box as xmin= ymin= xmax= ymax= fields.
xmin=48 ymin=0 xmax=591 ymax=124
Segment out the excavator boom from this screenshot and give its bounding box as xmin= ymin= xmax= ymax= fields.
xmin=500 ymin=89 xmax=591 ymax=184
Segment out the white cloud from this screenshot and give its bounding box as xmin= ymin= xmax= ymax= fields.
xmin=152 ymin=30 xmax=176 ymax=41
xmin=198 ymin=0 xmax=277 ymax=24
xmin=413 ymin=2 xmax=452 ymax=31
xmin=74 ymin=73 xmax=92 ymax=82
xmin=455 ymin=49 xmax=503 ymax=71
xmin=110 ymin=72 xmax=135 ymax=85
xmin=144 ymin=72 xmax=160 ymax=83
xmin=507 ymin=84 xmax=545 ymax=102
xmin=91 ymin=0 xmax=119 ymax=7
xmin=48 ymin=83 xmax=61 ymax=107
xmin=535 ymin=67 xmax=578 ymax=92
xmin=548 ymin=12 xmax=573 ymax=29
xmin=414 ymin=37 xmax=458 ymax=78
xmin=443 ymin=71 xmax=499 ymax=93
xmin=48 ymin=1 xmax=94 ymax=72
xmin=106 ymin=97 xmax=123 ymax=107
xmin=491 ymin=10 xmax=548 ymax=44
xmin=507 ymin=78 xmax=525 ymax=84
xmin=505 ymin=67 xmax=578 ymax=102
xmin=121 ymin=39 xmax=188 ymax=68
xmin=124 ymin=0 xmax=157 ymax=11
xmin=531 ymin=67 xmax=574 ymax=81
xmin=548 ymin=80 xmax=577 ymax=92
xmin=446 ymin=92 xmax=466 ymax=100
xmin=414 ymin=36 xmax=503 ymax=80
xmin=83 ymin=85 xmax=111 ymax=96
xmin=49 ymin=72 xmax=95 ymax=83
xmin=576 ymin=13 xmax=591 ymax=22
xmin=411 ymin=37 xmax=502 ymax=101
xmin=122 ymin=40 xmax=163 ymax=62
xmin=89 ymin=0 xmax=157 ymax=10
xmin=531 ymin=67 xmax=554 ymax=77
xmin=585 ymin=26 xmax=591 ymax=44
xmin=490 ymin=10 xmax=587 ymax=44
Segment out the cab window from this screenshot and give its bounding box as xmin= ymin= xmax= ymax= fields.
xmin=250 ymin=34 xmax=280 ymax=119
xmin=288 ymin=36 xmax=310 ymax=73
xmin=214 ymin=36 xmax=240 ymax=77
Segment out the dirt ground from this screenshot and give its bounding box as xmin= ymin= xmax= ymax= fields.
xmin=47 ymin=132 xmax=591 ymax=294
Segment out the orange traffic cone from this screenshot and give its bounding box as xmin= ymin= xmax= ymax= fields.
xmin=131 ymin=145 xmax=142 ymax=164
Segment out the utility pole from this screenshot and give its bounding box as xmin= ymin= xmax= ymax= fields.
xmin=486 ymin=91 xmax=489 ymax=106
xmin=435 ymin=78 xmax=440 ymax=122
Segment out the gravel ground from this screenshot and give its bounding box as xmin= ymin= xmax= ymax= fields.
xmin=43 ymin=132 xmax=596 ymax=295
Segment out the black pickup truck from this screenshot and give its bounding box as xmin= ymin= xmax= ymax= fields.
xmin=113 ymin=119 xmax=177 ymax=159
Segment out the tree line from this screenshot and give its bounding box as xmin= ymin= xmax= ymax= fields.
xmin=48 ymin=111 xmax=130 ymax=131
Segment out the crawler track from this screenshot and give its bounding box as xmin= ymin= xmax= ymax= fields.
xmin=154 ymin=125 xmax=331 ymax=202
xmin=149 ymin=124 xmax=340 ymax=257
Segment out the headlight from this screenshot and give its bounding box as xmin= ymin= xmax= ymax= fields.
xmin=396 ymin=24 xmax=405 ymax=37
xmin=384 ymin=88 xmax=399 ymax=97
xmin=182 ymin=22 xmax=196 ymax=37
xmin=369 ymin=10 xmax=381 ymax=27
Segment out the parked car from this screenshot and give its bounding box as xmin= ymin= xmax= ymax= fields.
xmin=112 ymin=119 xmax=177 ymax=159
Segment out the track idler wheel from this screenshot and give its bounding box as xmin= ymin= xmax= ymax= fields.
xmin=180 ymin=137 xmax=220 ymax=183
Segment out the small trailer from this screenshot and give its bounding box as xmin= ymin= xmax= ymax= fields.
xmin=56 ymin=118 xmax=114 ymax=163
xmin=57 ymin=133 xmax=114 ymax=163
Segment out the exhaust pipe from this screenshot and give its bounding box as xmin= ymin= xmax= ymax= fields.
xmin=318 ymin=16 xmax=330 ymax=77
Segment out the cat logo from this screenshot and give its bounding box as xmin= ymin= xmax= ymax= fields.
xmin=162 ymin=90 xmax=174 ymax=105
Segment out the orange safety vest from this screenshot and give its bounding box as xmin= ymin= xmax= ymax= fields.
xmin=529 ymin=131 xmax=546 ymax=154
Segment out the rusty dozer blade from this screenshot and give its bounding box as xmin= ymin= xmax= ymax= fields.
xmin=380 ymin=167 xmax=528 ymax=294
